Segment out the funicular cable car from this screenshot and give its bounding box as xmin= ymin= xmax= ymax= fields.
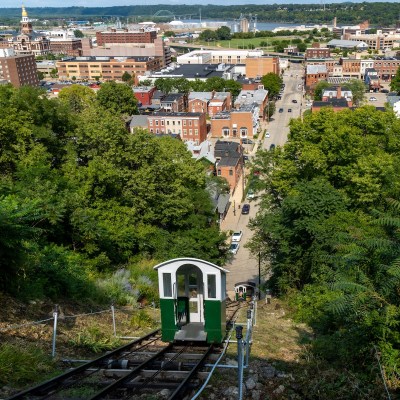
xmin=234 ymin=281 xmax=257 ymax=301
xmin=154 ymin=258 xmax=229 ymax=344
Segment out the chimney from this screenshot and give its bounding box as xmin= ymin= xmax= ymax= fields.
xmin=225 ymin=150 xmax=229 ymax=157
xmin=337 ymin=86 xmax=342 ymax=98
xmin=211 ymin=89 xmax=216 ymax=99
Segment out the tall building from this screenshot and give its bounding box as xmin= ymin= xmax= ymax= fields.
xmin=0 ymin=48 xmax=39 ymax=87
xmin=0 ymin=6 xmax=50 ymax=56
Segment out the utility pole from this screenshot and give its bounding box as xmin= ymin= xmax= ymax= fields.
xmin=258 ymin=251 xmax=261 ymax=299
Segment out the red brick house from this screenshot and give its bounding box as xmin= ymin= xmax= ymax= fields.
xmin=210 ymin=105 xmax=259 ymax=139
xmin=133 ymin=86 xmax=156 ymax=106
xmin=188 ymin=91 xmax=231 ymax=116
xmin=147 ymin=112 xmax=207 ymax=144
xmin=214 ymin=140 xmax=244 ymax=192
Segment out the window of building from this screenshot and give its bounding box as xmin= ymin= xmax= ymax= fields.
xmin=155 ymin=120 xmax=159 ymax=126
xmin=229 ymin=169 xmax=233 ymax=176
xmin=195 ymin=129 xmax=198 ymax=135
xmin=189 ymin=129 xmax=193 ymax=135
xmin=217 ymin=169 xmax=221 ymax=176
xmin=161 ymin=120 xmax=165 ymax=126
xmin=189 ymin=120 xmax=192 ymax=126
xmin=223 ymin=127 xmax=230 ymax=137
xmin=183 ymin=129 xmax=187 ymax=135
xmin=183 ymin=120 xmax=187 ymax=126
xmin=149 ymin=119 xmax=153 ymax=126
xmin=240 ymin=127 xmax=247 ymax=137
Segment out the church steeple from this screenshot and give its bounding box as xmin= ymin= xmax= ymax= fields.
xmin=20 ymin=5 xmax=33 ymax=36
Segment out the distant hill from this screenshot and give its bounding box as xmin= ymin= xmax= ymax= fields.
xmin=0 ymin=3 xmax=399 ymax=25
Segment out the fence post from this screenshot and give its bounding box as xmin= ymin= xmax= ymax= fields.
xmin=51 ymin=304 xmax=58 ymax=358
xmin=236 ymin=325 xmax=244 ymax=400
xmin=111 ymin=304 xmax=116 ymax=337
xmin=245 ymin=309 xmax=252 ymax=367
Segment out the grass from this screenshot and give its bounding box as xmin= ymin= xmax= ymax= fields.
xmin=195 ymin=35 xmax=303 ymax=50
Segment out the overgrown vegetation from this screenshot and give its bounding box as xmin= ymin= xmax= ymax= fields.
xmin=249 ymin=106 xmax=400 ymax=395
xmin=0 ymin=84 xmax=228 ymax=303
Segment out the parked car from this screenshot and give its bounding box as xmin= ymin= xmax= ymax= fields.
xmin=265 ymin=131 xmax=270 ymax=138
xmin=269 ymin=143 xmax=276 ymax=151
xmin=292 ymin=99 xmax=298 ymax=103
xmin=288 ymin=108 xmax=292 ymax=112
xmin=247 ymin=189 xmax=255 ymax=200
xmin=369 ymin=96 xmax=377 ymax=101
xmin=381 ymin=89 xmax=389 ymax=93
xmin=279 ymin=108 xmax=284 ymax=113
xmin=242 ymin=138 xmax=253 ymax=144
xmin=229 ymin=242 xmax=240 ymax=254
xmin=243 ymin=155 xmax=249 ymax=162
xmin=231 ymin=230 xmax=243 ymax=242
xmin=277 ymin=95 xmax=282 ymax=100
xmin=241 ymin=203 xmax=251 ymax=215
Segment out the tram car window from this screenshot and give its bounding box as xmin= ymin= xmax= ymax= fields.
xmin=154 ymin=258 xmax=229 ymax=344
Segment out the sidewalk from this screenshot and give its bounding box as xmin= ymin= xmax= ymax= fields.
xmin=220 ymin=175 xmax=245 ymax=233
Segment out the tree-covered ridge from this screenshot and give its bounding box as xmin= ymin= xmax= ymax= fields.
xmin=0 ymin=84 xmax=227 ymax=301
xmin=0 ymin=3 xmax=400 ymax=25
xmin=249 ymin=107 xmax=400 ymax=393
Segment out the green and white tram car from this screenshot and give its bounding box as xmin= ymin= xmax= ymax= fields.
xmin=154 ymin=258 xmax=229 ymax=344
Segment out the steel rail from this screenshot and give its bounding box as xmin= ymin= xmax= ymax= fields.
xmin=168 ymin=345 xmax=214 ymax=400
xmin=7 ymin=328 xmax=161 ymax=400
xmin=88 ymin=342 xmax=175 ymax=399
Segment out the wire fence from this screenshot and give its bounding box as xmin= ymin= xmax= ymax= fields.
xmin=0 ymin=304 xmax=136 ymax=358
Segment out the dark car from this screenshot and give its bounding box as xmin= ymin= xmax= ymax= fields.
xmin=381 ymin=89 xmax=389 ymax=93
xmin=241 ymin=203 xmax=251 ymax=215
xmin=269 ymin=143 xmax=275 ymax=151
xmin=288 ymin=108 xmax=292 ymax=112
xmin=279 ymin=108 xmax=284 ymax=113
xmin=292 ymin=99 xmax=298 ymax=103
xmin=242 ymin=138 xmax=254 ymax=145
xmin=277 ymin=95 xmax=282 ymax=100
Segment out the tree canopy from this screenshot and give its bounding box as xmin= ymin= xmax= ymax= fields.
xmin=260 ymin=73 xmax=283 ymax=98
xmin=249 ymin=106 xmax=400 ymax=394
xmin=0 ymin=84 xmax=227 ymax=302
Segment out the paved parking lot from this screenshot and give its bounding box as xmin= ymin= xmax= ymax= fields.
xmin=364 ymin=91 xmax=388 ymax=108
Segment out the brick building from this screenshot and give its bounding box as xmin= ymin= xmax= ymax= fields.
xmin=0 ymin=49 xmax=38 ymax=87
xmin=188 ymin=91 xmax=232 ymax=116
xmin=147 ymin=112 xmax=207 ymax=144
xmin=373 ymin=58 xmax=400 ymax=81
xmin=234 ymin=87 xmax=268 ymax=120
xmin=305 ymin=64 xmax=328 ymax=91
xmin=214 ymin=141 xmax=244 ymax=192
xmin=133 ymin=86 xmax=157 ymax=106
xmin=210 ymin=105 xmax=259 ymax=139
xmin=306 ymin=47 xmax=331 ymax=59
xmin=160 ymin=93 xmax=187 ymax=112
xmin=56 ymin=56 xmax=163 ymax=81
xmin=341 ymin=58 xmax=361 ymax=79
xmin=49 ymin=38 xmax=82 ymax=57
xmin=244 ymin=56 xmax=280 ymax=79
xmin=96 ymin=29 xmax=157 ymax=46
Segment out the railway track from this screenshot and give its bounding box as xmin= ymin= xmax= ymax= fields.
xmin=7 ymin=330 xmax=218 ymax=400
xmin=8 ymin=302 xmax=244 ymax=400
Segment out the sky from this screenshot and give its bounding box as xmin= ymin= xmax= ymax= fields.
xmin=1 ymin=0 xmax=399 ymax=7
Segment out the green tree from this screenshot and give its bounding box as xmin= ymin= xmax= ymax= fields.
xmin=96 ymin=81 xmax=138 ymax=116
xmin=154 ymin=77 xmax=174 ymax=94
xmin=260 ymin=72 xmax=283 ymax=98
xmin=73 ymin=29 xmax=84 ymax=38
xmin=199 ymin=29 xmax=218 ymax=42
xmin=121 ymin=71 xmax=134 ymax=85
xmin=37 ymin=71 xmax=45 ymax=80
xmin=163 ymin=31 xmax=175 ymax=37
xmin=216 ymin=25 xmax=231 ymax=40
xmin=346 ymin=78 xmax=367 ymax=105
xmin=313 ymin=80 xmax=331 ymax=100
xmin=58 ymin=84 xmax=96 ymax=113
xmin=390 ymin=66 xmax=400 ymax=94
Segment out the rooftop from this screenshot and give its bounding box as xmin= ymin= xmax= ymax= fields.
xmin=150 ymin=111 xmax=203 ymax=117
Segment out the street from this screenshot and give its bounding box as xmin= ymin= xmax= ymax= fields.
xmin=223 ymin=62 xmax=305 ymax=299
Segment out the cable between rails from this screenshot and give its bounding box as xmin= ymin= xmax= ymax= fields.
xmin=190 ymin=316 xmax=237 ymax=400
